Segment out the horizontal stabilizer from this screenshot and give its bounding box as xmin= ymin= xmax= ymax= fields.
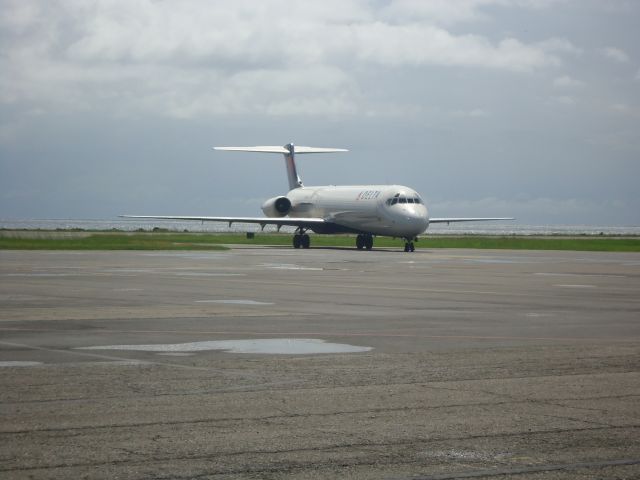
xmin=214 ymin=144 xmax=347 ymax=190
xmin=214 ymin=146 xmax=288 ymax=154
xmin=295 ymin=147 xmax=349 ymax=154
xmin=214 ymin=146 xmax=348 ymax=154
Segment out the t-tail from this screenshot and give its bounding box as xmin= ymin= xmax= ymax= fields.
xmin=213 ymin=143 xmax=348 ymax=191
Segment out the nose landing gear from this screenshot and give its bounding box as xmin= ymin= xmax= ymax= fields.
xmin=356 ymin=234 xmax=374 ymax=250
xmin=403 ymin=238 xmax=416 ymax=252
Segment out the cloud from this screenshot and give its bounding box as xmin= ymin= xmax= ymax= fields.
xmin=429 ymin=196 xmax=629 ymax=225
xmin=350 ymin=25 xmax=560 ymax=71
xmin=380 ymin=0 xmax=571 ymax=26
xmin=610 ymin=103 xmax=640 ymax=118
xmin=537 ymin=38 xmax=582 ymax=56
xmin=553 ymin=75 xmax=585 ymax=88
xmin=551 ymin=95 xmax=575 ymax=106
xmin=136 ymin=65 xmax=362 ymax=118
xmin=450 ymin=108 xmax=489 ymax=118
xmin=57 ymin=3 xmax=561 ymax=72
xmin=380 ymin=0 xmax=494 ymax=25
xmin=0 ymin=0 xmax=576 ymax=119
xmin=588 ymin=128 xmax=640 ymax=153
xmin=599 ymin=47 xmax=630 ymax=63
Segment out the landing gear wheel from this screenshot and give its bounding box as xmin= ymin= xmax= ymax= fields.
xmin=293 ymin=234 xmax=302 ymax=249
xmin=301 ymin=234 xmax=310 ymax=249
xmin=356 ymin=235 xmax=365 ymax=250
xmin=403 ymin=241 xmax=415 ymax=252
xmin=365 ymin=235 xmax=373 ymax=250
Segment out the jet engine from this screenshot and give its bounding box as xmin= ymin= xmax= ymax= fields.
xmin=261 ymin=196 xmax=291 ymax=217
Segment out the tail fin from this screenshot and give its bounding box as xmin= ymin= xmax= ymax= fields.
xmin=214 ymin=143 xmax=348 ymax=190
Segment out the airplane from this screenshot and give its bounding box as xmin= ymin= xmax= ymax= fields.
xmin=123 ymin=143 xmax=513 ymax=252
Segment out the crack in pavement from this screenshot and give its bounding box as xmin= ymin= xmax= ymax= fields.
xmin=2 ymin=425 xmax=639 ymax=473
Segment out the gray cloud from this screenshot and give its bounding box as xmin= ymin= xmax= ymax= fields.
xmin=553 ymin=75 xmax=585 ymax=88
xmin=1 ymin=0 xmax=638 ymax=225
xmin=599 ymin=46 xmax=630 ymax=63
xmin=0 ymin=0 xmax=577 ymax=121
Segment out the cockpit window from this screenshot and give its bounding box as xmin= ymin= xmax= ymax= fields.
xmin=387 ymin=192 xmax=423 ymax=206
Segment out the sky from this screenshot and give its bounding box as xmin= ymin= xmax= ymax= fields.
xmin=1 ymin=0 xmax=639 ymax=225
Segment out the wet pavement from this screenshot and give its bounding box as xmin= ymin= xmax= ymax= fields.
xmin=1 ymin=247 xmax=639 ymax=478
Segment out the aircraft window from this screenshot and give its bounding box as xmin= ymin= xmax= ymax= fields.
xmin=414 ymin=197 xmax=421 ymax=204
xmin=407 ymin=198 xmax=414 ymax=203
xmin=399 ymin=197 xmax=407 ymax=204
xmin=391 ymin=198 xmax=398 ymax=205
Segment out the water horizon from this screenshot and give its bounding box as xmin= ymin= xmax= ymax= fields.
xmin=1 ymin=218 xmax=639 ymax=236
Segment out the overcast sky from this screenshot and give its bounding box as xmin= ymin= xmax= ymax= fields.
xmin=1 ymin=0 xmax=639 ymax=225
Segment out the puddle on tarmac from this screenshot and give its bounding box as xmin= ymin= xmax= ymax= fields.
xmin=0 ymin=361 xmax=43 ymax=367
xmin=195 ymin=299 xmax=273 ymax=305
xmin=78 ymin=339 xmax=372 ymax=355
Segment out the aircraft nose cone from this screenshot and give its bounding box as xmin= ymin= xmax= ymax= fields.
xmin=401 ymin=206 xmax=429 ymax=233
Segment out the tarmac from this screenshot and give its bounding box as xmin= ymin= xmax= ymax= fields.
xmin=1 ymin=246 xmax=639 ymax=479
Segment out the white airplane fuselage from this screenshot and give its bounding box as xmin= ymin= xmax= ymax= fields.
xmin=269 ymin=185 xmax=429 ymax=238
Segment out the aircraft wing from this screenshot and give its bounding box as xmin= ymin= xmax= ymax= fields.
xmin=430 ymin=217 xmax=514 ymax=224
xmin=119 ymin=215 xmax=326 ymax=229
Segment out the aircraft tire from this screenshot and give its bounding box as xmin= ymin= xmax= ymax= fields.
xmin=356 ymin=235 xmax=364 ymax=250
xmin=293 ymin=235 xmax=302 ymax=249
xmin=301 ymin=234 xmax=310 ymax=249
xmin=410 ymin=242 xmax=415 ymax=252
xmin=365 ymin=235 xmax=373 ymax=250
xmin=404 ymin=242 xmax=410 ymax=252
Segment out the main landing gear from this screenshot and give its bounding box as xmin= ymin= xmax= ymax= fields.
xmin=292 ymin=229 xmax=310 ymax=249
xmin=356 ymin=234 xmax=374 ymax=250
xmin=403 ymin=238 xmax=416 ymax=252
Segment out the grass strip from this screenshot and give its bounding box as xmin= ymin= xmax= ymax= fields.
xmin=1 ymin=232 xmax=639 ymax=252
xmin=418 ymin=236 xmax=640 ymax=252
xmin=0 ymin=233 xmax=229 ymax=251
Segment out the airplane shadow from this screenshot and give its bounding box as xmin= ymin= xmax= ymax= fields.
xmin=248 ymin=245 xmax=408 ymax=253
